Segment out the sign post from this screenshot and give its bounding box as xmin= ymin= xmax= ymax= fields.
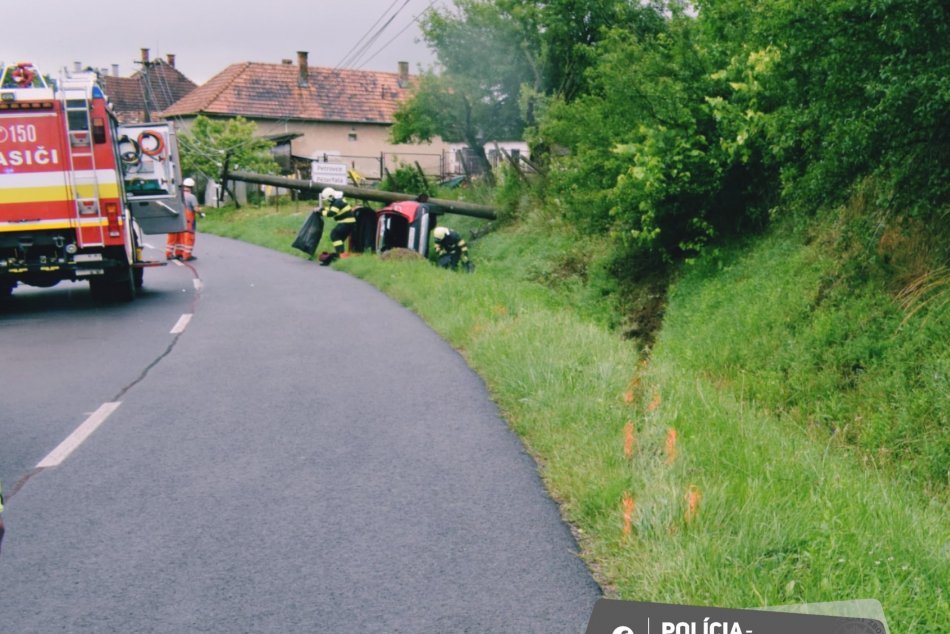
xmin=311 ymin=162 xmax=348 ymax=187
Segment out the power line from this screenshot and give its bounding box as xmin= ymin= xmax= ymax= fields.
xmin=355 ymin=0 xmax=439 ymax=70
xmin=332 ymin=0 xmax=403 ymax=71
xmin=336 ymin=0 xmax=413 ymax=71
xmin=153 ymin=1 xmax=441 ymax=166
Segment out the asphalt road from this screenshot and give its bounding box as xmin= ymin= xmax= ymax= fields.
xmin=0 ymin=233 xmax=601 ymax=632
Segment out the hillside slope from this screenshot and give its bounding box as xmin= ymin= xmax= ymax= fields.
xmin=202 ymin=203 xmax=948 ymax=631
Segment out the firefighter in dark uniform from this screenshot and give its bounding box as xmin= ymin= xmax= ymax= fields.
xmin=432 ymin=226 xmax=473 ymax=272
xmin=319 ymin=187 xmax=355 ymax=264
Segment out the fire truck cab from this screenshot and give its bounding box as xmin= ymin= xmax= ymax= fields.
xmin=0 ymin=61 xmax=186 ymax=301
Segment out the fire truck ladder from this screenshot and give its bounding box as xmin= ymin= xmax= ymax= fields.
xmin=60 ymin=77 xmax=105 ymax=248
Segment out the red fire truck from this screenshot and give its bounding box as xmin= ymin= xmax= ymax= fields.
xmin=0 ymin=61 xmax=186 ymax=301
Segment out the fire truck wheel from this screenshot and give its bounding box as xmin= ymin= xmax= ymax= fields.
xmin=88 ymin=278 xmax=110 ymax=301
xmin=112 ymin=269 xmax=136 ymax=302
xmin=89 ymin=269 xmax=136 ymax=302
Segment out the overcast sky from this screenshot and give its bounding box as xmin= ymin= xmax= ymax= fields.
xmin=4 ymin=0 xmax=443 ymax=84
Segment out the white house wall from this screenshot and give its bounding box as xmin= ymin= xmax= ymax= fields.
xmin=171 ymin=117 xmax=454 ymax=180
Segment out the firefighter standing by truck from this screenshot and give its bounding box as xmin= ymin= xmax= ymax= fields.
xmin=166 ymin=178 xmax=201 ymax=261
xmin=318 ymin=187 xmax=355 ymax=265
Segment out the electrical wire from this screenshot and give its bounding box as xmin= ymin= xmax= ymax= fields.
xmin=332 ymin=0 xmax=403 ymax=71
xmin=335 ymin=0 xmax=412 ymax=71
xmin=149 ymin=1 xmax=440 ymax=166
xmin=355 ymin=0 xmax=439 ymax=70
xmin=333 ymin=0 xmax=413 ymax=71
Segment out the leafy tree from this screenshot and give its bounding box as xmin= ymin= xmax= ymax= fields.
xmin=534 ymin=0 xmax=948 ymax=263
xmin=538 ymin=16 xmax=764 ymax=260
xmin=738 ymin=0 xmax=950 ymax=223
xmin=393 ymin=0 xmax=668 ymax=182
xmin=391 ymin=72 xmax=521 ymax=184
xmin=402 ymin=0 xmax=948 ymax=262
xmin=391 ymin=1 xmax=533 ymax=182
xmin=498 ymin=0 xmax=668 ymax=101
xmin=178 ymin=115 xmax=279 ymax=203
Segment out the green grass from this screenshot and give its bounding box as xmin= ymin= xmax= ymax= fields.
xmin=202 ymin=202 xmax=949 ymax=632
xmin=199 ymin=199 xmax=321 ymax=256
xmin=664 ymin=233 xmax=949 ymax=487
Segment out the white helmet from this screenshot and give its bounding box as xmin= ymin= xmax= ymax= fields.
xmin=433 ymin=226 xmax=449 ymax=241
xmin=183 ymin=177 xmax=195 ymax=187
xmin=321 ymin=187 xmax=335 ymax=199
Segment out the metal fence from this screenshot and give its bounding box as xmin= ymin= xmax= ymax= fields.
xmin=304 ymin=152 xmax=447 ymax=183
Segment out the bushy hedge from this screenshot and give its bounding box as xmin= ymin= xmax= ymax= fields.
xmin=534 ymin=0 xmax=949 ymax=262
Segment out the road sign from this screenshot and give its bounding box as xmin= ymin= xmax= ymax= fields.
xmin=311 ymin=161 xmax=348 ymax=186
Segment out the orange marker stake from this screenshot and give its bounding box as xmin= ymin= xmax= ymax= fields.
xmin=685 ymin=484 xmax=702 ymax=524
xmin=622 ymin=492 xmax=635 ymax=538
xmin=623 ymin=421 xmax=637 ymax=459
xmin=665 ymin=427 xmax=678 ymax=465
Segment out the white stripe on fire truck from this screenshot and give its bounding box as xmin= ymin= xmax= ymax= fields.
xmin=0 ymin=111 xmax=58 ymax=118
xmin=0 ymin=169 xmax=119 ymax=186
xmin=36 ymin=402 xmax=122 ymax=468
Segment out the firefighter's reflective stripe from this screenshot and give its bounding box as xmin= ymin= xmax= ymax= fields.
xmin=166 ymin=232 xmax=183 ymax=258
xmin=166 ymin=208 xmax=195 ymax=258
xmin=0 ymin=218 xmax=112 ymax=232
xmin=0 ymin=169 xmax=119 ymax=203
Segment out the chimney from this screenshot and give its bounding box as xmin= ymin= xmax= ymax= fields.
xmin=397 ymin=61 xmax=409 ymax=88
xmin=74 ymin=61 xmax=82 ymax=72
xmin=297 ymin=51 xmax=309 ymax=88
xmin=112 ymin=64 xmax=120 ymax=77
xmin=141 ymin=48 xmax=150 ymax=66
xmin=166 ymin=54 xmax=176 ymax=68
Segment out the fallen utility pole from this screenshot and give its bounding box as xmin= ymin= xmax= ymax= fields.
xmin=225 ymin=170 xmax=497 ymax=220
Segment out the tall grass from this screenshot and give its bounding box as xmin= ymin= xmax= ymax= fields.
xmin=202 ymin=204 xmax=949 ymax=632
xmin=663 ymin=232 xmax=949 ymax=488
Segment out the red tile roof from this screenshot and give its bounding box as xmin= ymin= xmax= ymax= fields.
xmin=102 ymin=60 xmax=197 ymax=123
xmin=161 ymin=62 xmax=411 ymax=124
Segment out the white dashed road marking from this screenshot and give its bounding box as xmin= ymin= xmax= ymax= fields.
xmin=36 ymin=402 xmax=122 ymax=468
xmin=170 ymin=313 xmax=192 ymax=334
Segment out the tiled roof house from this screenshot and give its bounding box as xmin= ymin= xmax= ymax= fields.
xmin=101 ymin=49 xmax=197 ymax=124
xmin=161 ymin=52 xmax=450 ymax=180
